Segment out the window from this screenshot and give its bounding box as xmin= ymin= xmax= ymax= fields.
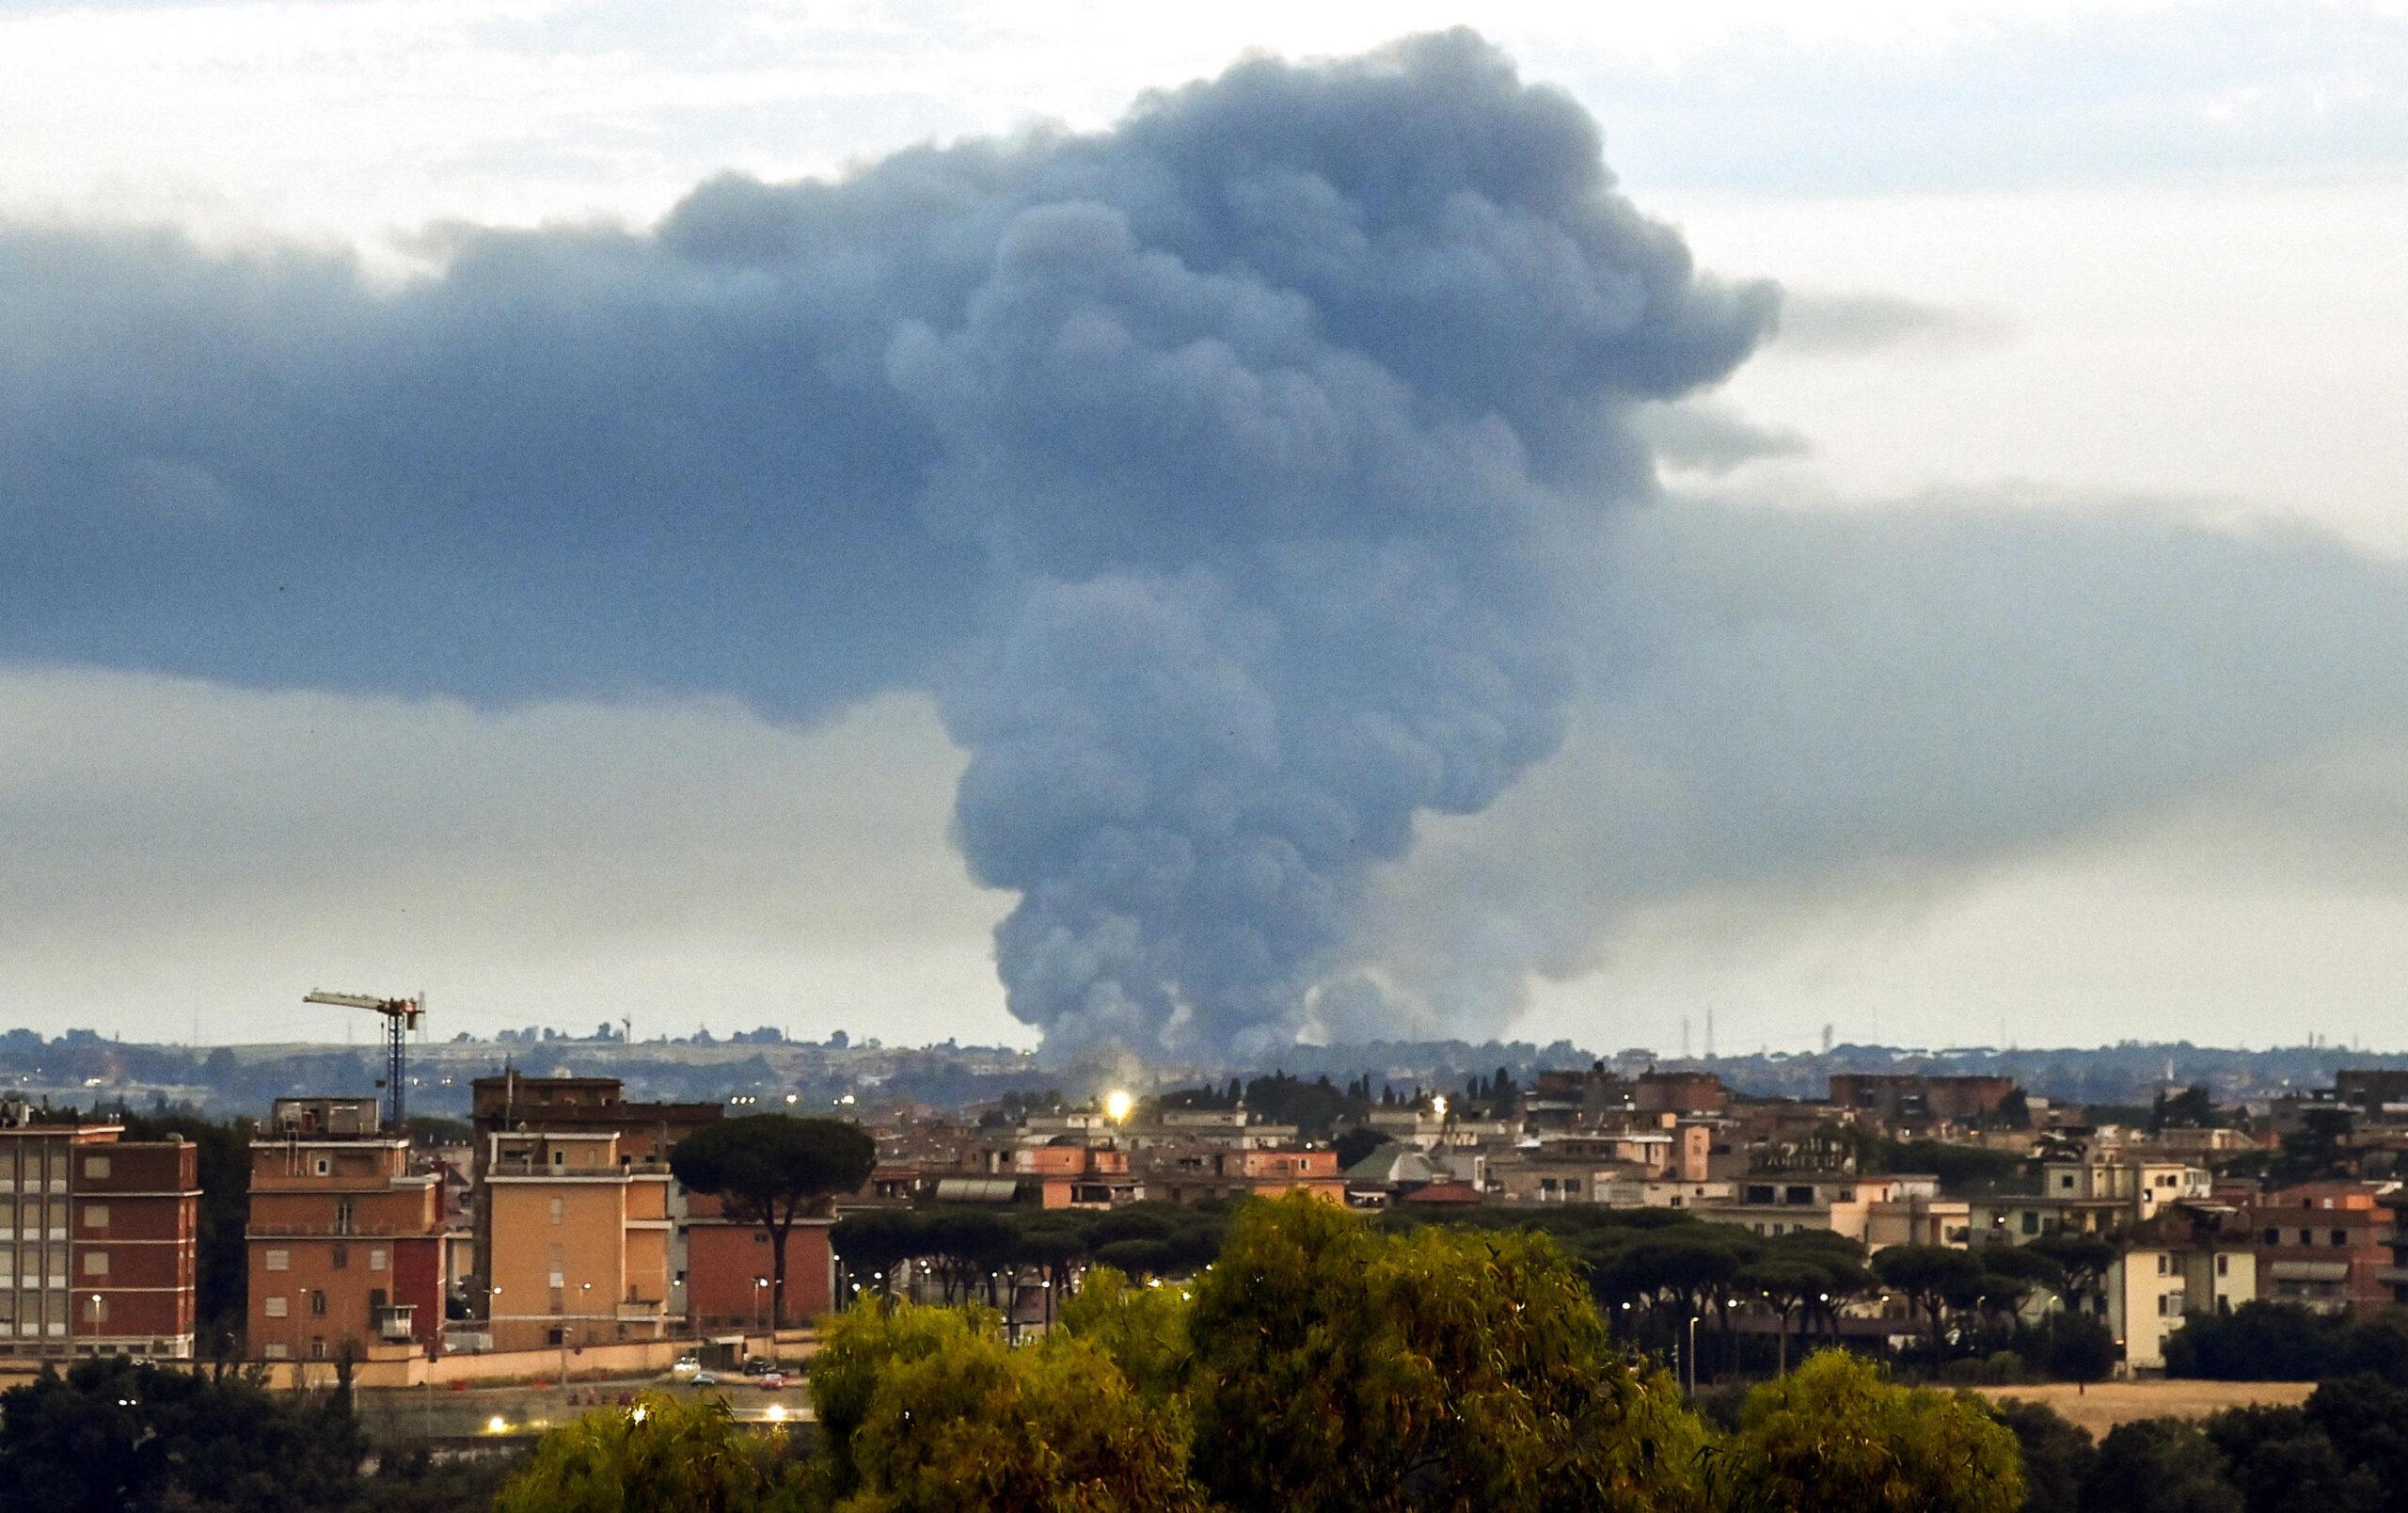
xmin=313 ymin=1158 xmax=330 ymax=1177
xmin=2021 ymin=1212 xmax=2040 ymax=1235
xmin=262 ymin=1343 xmax=287 ymax=1359
xmin=264 ymin=1296 xmax=288 ymax=1318
xmin=309 ymin=1338 xmax=326 ymax=1360
xmin=335 ymin=1199 xmax=354 ymax=1234
xmin=2332 ymin=1230 xmax=2349 ymax=1248
xmin=83 ymin=1250 xmax=108 ymax=1277
xmin=2216 ymin=1254 xmax=2229 ymax=1276
xmin=547 ymin=1270 xmax=565 ymax=1288
xmin=82 ymin=1155 xmax=109 ymax=1181
xmin=309 ymin=1291 xmax=327 ymax=1317
xmin=2264 ymin=1229 xmax=2280 ymax=1246
xmin=265 ymin=1249 xmax=290 ymax=1272
xmin=330 ymin=1244 xmax=348 ymax=1271
xmin=1564 ymin=1179 xmax=1580 ymax=1195
xmin=369 ymin=1248 xmax=387 ymax=1272
xmin=2060 ymin=1174 xmax=2076 ymax=1191
xmin=1785 ymin=1186 xmax=1814 ymax=1205
xmin=2155 ymin=1253 xmax=2171 ymax=1276
xmin=83 ymin=1204 xmax=108 ymax=1231
xmin=2300 ymin=1230 xmax=2314 ymax=1246
xmin=1540 ymin=1178 xmax=1557 ymax=1193
xmin=550 ymin=1197 xmax=565 ymax=1226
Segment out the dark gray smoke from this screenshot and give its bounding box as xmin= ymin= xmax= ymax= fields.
xmin=0 ymin=32 xmax=1771 ymax=1059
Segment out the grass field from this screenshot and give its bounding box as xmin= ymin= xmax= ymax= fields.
xmin=1977 ymin=1379 xmax=2315 ymax=1437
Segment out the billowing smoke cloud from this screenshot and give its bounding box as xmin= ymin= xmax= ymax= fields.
xmin=0 ymin=32 xmax=1770 ymax=1059
xmin=1367 ymin=494 xmax=2408 ymax=1024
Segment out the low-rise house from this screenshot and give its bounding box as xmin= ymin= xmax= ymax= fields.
xmin=1700 ymin=1173 xmax=1971 ymax=1250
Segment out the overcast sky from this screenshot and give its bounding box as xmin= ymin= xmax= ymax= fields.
xmin=6 ymin=1 xmax=2406 ymax=1055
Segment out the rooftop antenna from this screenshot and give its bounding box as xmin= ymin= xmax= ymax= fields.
xmin=303 ymin=990 xmax=423 ymax=1132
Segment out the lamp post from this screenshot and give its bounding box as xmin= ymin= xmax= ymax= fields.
xmin=752 ymin=1276 xmax=768 ymax=1342
xmin=1687 ymin=1314 xmax=1699 ymax=1395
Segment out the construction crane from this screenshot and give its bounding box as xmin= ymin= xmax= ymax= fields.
xmin=304 ymin=990 xmax=423 ymax=1132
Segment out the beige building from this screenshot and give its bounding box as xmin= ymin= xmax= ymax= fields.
xmin=1704 ymin=1173 xmax=1972 ymax=1250
xmin=483 ymin=1130 xmax=673 ymax=1354
xmin=2108 ymin=1237 xmax=2258 ymax=1375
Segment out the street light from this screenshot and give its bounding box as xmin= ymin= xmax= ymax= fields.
xmin=753 ymin=1276 xmax=769 ymax=1338
xmin=1687 ymin=1314 xmax=1700 ymax=1395
xmin=1105 ymin=1090 xmax=1133 ymax=1123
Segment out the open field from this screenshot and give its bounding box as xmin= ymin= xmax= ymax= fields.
xmin=1978 ymin=1380 xmax=2315 ymax=1438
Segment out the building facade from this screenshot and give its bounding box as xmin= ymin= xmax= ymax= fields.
xmin=0 ymin=1110 xmax=199 ymax=1362
xmin=245 ymin=1098 xmax=445 ymax=1361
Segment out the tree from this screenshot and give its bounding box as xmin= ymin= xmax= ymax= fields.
xmin=0 ymin=1357 xmax=366 ymax=1513
xmin=1735 ymin=1259 xmax=1830 ymax=1376
xmin=1988 ymin=1398 xmax=2095 ymax=1513
xmin=1186 ymin=1192 xmax=1712 ymax=1512
xmin=2027 ymin=1234 xmax=2115 ymax=1314
xmin=2085 ymin=1418 xmax=2243 ymax=1513
xmin=1873 ymin=1245 xmax=1986 ymax=1348
xmin=806 ymin=1299 xmax=1204 ymax=1512
xmin=670 ymin=1114 xmax=875 ymax=1325
xmin=2036 ymin=1311 xmax=2116 ymax=1393
xmin=494 ymin=1392 xmax=803 ymax=1513
xmin=1715 ymin=1350 xmax=2022 ymax=1513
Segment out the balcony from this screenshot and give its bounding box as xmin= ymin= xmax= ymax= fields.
xmin=372 ymin=1305 xmax=416 ymax=1342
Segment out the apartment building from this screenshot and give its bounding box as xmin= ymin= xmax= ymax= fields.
xmin=1134 ymin=1143 xmax=1343 ymax=1203
xmin=2242 ymin=1183 xmax=2402 ymax=1318
xmin=467 ymin=1073 xmax=721 ymax=1309
xmin=0 ymin=1107 xmax=199 ymax=1362
xmin=2108 ymin=1223 xmax=2259 ymax=1374
xmin=1012 ymin=1141 xmax=1141 ymax=1209
xmin=683 ymin=1212 xmax=835 ymax=1331
xmin=483 ymin=1128 xmax=673 ymax=1353
xmin=245 ymin=1097 xmax=445 ymax=1361
xmin=1706 ymin=1173 xmax=1971 ymax=1250
xmin=1830 ymin=1074 xmax=2020 ymax=1130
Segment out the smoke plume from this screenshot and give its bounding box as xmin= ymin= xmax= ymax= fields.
xmin=0 ymin=32 xmax=1770 ymax=1059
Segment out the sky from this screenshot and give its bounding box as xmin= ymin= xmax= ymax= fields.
xmin=4 ymin=1 xmax=2407 ymax=1056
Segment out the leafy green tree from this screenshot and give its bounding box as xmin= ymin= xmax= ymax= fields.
xmin=1736 ymin=1259 xmax=1831 ymax=1376
xmin=1715 ymin=1350 xmax=2022 ymax=1513
xmin=2203 ymin=1402 xmax=2378 ymax=1513
xmin=0 ymin=1357 xmax=366 ymax=1513
xmin=2084 ymin=1418 xmax=2243 ymax=1513
xmin=1058 ymin=1264 xmax=1190 ymax=1400
xmin=1187 ymin=1192 xmax=1712 ymax=1512
xmin=2036 ymin=1311 xmax=2116 ymax=1392
xmin=1987 ymin=1398 xmax=2094 ymax=1513
xmin=805 ymin=1299 xmax=1204 ymax=1512
xmin=494 ymin=1392 xmax=803 ymax=1513
xmin=2026 ymin=1234 xmax=2115 ymax=1314
xmin=1874 ymin=1244 xmax=1986 ymax=1347
xmin=670 ymin=1114 xmax=876 ymax=1324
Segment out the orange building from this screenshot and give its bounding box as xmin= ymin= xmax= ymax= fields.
xmin=1013 ymin=1141 xmax=1140 ymax=1209
xmin=246 ymin=1098 xmax=445 ymax=1362
xmin=1138 ymin=1144 xmax=1343 ymax=1204
xmin=1 ymin=1108 xmax=199 ymax=1362
xmin=483 ymin=1129 xmax=673 ymax=1353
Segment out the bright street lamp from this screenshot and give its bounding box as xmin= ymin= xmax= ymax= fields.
xmin=1105 ymin=1090 xmax=1133 ymax=1123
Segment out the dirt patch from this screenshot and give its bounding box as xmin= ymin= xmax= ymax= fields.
xmin=1978 ymin=1379 xmax=2316 ymax=1438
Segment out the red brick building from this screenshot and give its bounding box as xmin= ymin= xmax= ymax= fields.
xmin=683 ymin=1215 xmax=834 ymax=1330
xmin=1 ymin=1109 xmax=199 ymax=1361
xmin=246 ymin=1098 xmax=446 ymax=1361
xmin=2244 ymin=1182 xmax=2402 ymax=1318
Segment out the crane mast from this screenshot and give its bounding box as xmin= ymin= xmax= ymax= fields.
xmin=303 ymin=990 xmax=422 ymax=1132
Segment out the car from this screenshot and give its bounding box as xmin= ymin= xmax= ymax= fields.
xmin=754 ymin=1370 xmax=786 ymax=1391
xmin=689 ymin=1369 xmax=721 ymax=1387
xmin=669 ymin=1356 xmax=702 ymax=1381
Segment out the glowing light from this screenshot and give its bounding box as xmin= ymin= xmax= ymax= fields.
xmin=630 ymin=1405 xmax=648 ymax=1424
xmin=765 ymin=1403 xmax=787 ymax=1423
xmin=1105 ymin=1090 xmax=1133 ymax=1123
xmin=486 ymin=1415 xmax=508 ymax=1434
xmin=1432 ymin=1095 xmax=1448 ymax=1119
